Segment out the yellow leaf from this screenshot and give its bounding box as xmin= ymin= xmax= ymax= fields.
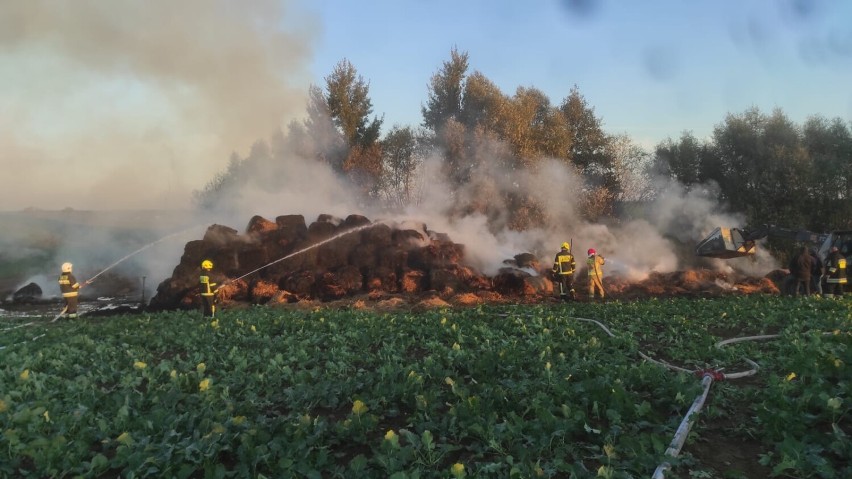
xmin=352 ymin=399 xmax=368 ymax=415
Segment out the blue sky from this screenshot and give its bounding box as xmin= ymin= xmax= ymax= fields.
xmin=307 ymin=0 xmax=852 ymax=147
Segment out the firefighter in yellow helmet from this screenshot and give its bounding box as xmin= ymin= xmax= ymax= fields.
xmin=199 ymin=259 xmax=219 ymax=318
xmin=552 ymin=242 xmax=576 ymax=300
xmin=58 ymin=262 xmax=86 ymax=319
xmin=586 ymin=248 xmax=606 ymax=300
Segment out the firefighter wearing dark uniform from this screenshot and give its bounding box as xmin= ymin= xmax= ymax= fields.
xmin=58 ymin=262 xmax=81 ymax=319
xmin=552 ymin=242 xmax=576 ymax=300
xmin=200 ymin=259 xmax=219 ymax=318
xmin=587 ymin=248 xmax=606 ymax=300
xmin=824 ymin=246 xmax=847 ymax=298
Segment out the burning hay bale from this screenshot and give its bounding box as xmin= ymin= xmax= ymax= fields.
xmin=148 ymin=213 xmax=792 ymax=313
xmin=149 ymin=214 xmax=492 ymax=311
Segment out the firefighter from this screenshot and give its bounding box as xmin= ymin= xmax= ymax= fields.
xmin=200 ymin=259 xmax=220 ymax=318
xmin=552 ymin=242 xmax=576 ymax=300
xmin=587 ymin=248 xmax=606 ymax=300
xmin=58 ymin=262 xmax=86 ymax=319
xmin=824 ymin=246 xmax=847 ymax=298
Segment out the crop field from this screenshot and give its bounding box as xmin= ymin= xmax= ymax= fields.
xmin=1 ymin=296 xmax=849 ymax=478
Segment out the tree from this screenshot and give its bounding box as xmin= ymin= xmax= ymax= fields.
xmin=380 ymin=125 xmax=423 ymax=208
xmin=422 ymin=47 xmax=469 ymax=132
xmin=802 ymin=115 xmax=852 ymax=229
xmin=559 ymin=86 xmax=609 ymax=172
xmin=324 ymin=59 xmax=383 ymax=148
xmin=460 ymin=71 xmax=506 ymax=132
xmin=655 ymin=131 xmax=707 ymax=187
xmin=321 ymin=59 xmax=384 ymax=196
xmin=499 ymin=86 xmax=570 ymax=168
xmin=607 ymin=134 xmax=654 ymax=202
xmin=299 ymin=84 xmax=347 ymax=171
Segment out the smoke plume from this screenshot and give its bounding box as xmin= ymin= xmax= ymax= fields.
xmin=0 ymin=0 xmax=315 ymax=211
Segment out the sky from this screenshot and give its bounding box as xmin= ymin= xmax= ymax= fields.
xmin=1 ymin=0 xmax=851 ymax=212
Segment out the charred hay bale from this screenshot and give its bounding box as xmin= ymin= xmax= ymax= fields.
xmin=350 ymin=243 xmax=378 ymax=269
xmin=393 ymin=228 xmax=427 ymax=247
xmin=362 ymin=223 xmax=393 ymax=246
xmin=400 ymin=269 xmax=426 ymax=293
xmin=491 ymin=268 xmax=537 ymax=296
xmin=235 ymin=243 xmax=270 ymax=277
xmin=269 ymin=290 xmax=299 ymax=304
xmin=266 ymin=249 xmax=312 ymax=278
xmin=307 ymin=221 xmax=337 ymax=242
xmin=245 ymin=215 xmax=277 ymax=236
xmin=764 ymin=269 xmax=790 ymax=291
xmin=316 ymin=214 xmax=343 ymax=226
xmin=202 ymin=224 xmax=240 ymax=246
xmin=12 ymin=282 xmax=42 ymax=302
xmin=275 ymin=215 xmax=308 ymax=240
xmin=364 ymin=266 xmax=398 ymax=293
xmin=179 ymin=240 xmax=210 ymax=272
xmin=377 ymin=248 xmax=408 ymax=271
xmin=280 ymin=270 xmax=315 ymax=297
xmin=218 ymin=279 xmax=247 ymax=303
xmin=343 ymin=214 xmax=371 ymax=228
xmin=336 ymin=265 xmax=363 ymax=293
xmin=315 ymin=272 xmax=347 ymax=300
xmin=315 ymin=230 xmax=361 ymax=270
xmin=408 ymin=243 xmax=464 ymax=270
xmin=513 ymin=253 xmax=540 ymax=269
xmin=430 ymin=264 xmax=490 ymax=293
xmin=250 ymin=280 xmax=279 ymax=304
xmin=430 ymin=267 xmax=463 ymax=293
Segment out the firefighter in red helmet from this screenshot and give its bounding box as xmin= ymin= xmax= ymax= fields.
xmin=587 ymin=248 xmax=606 ymax=300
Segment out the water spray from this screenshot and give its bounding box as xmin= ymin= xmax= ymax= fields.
xmin=222 ymin=223 xmax=375 ymax=286
xmin=83 ymin=225 xmax=205 ymax=285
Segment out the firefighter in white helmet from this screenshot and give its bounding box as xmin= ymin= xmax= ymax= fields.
xmin=58 ymin=262 xmax=82 ymax=319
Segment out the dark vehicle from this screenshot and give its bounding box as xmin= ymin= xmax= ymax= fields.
xmin=696 ymin=225 xmax=852 ymax=294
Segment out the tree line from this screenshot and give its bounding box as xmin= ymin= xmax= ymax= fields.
xmin=195 ymin=48 xmax=851 ymax=237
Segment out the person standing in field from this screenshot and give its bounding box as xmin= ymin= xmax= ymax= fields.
xmin=199 ymin=259 xmax=222 ymax=318
xmin=824 ymin=246 xmax=847 ymax=298
xmin=789 ymin=246 xmax=813 ymax=296
xmin=58 ymin=262 xmax=87 ymax=319
xmin=586 ymin=248 xmax=606 ymax=300
xmin=552 ymin=242 xmax=576 ymax=301
xmin=809 ymin=248 xmax=823 ymax=296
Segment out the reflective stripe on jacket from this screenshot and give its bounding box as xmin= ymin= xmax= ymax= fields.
xmin=825 ymin=252 xmax=847 ymax=284
xmin=587 ymin=254 xmax=605 ymax=278
xmin=200 ymin=274 xmax=217 ymax=296
xmin=553 ymin=251 xmax=575 ymax=275
xmin=58 ymin=272 xmax=80 ymax=297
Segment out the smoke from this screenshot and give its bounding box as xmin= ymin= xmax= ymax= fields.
xmin=0 ymin=0 xmax=315 ymax=211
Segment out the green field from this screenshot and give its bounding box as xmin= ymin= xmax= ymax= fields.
xmin=1 ymin=297 xmax=849 ymax=478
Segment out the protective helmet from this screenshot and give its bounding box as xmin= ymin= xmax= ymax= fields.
xmin=561 ymin=242 xmax=570 ymax=250
xmin=61 ymin=262 xmax=73 ymax=273
xmin=201 ymin=260 xmax=213 ymax=270
xmin=588 ymin=248 xmax=596 ymax=256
